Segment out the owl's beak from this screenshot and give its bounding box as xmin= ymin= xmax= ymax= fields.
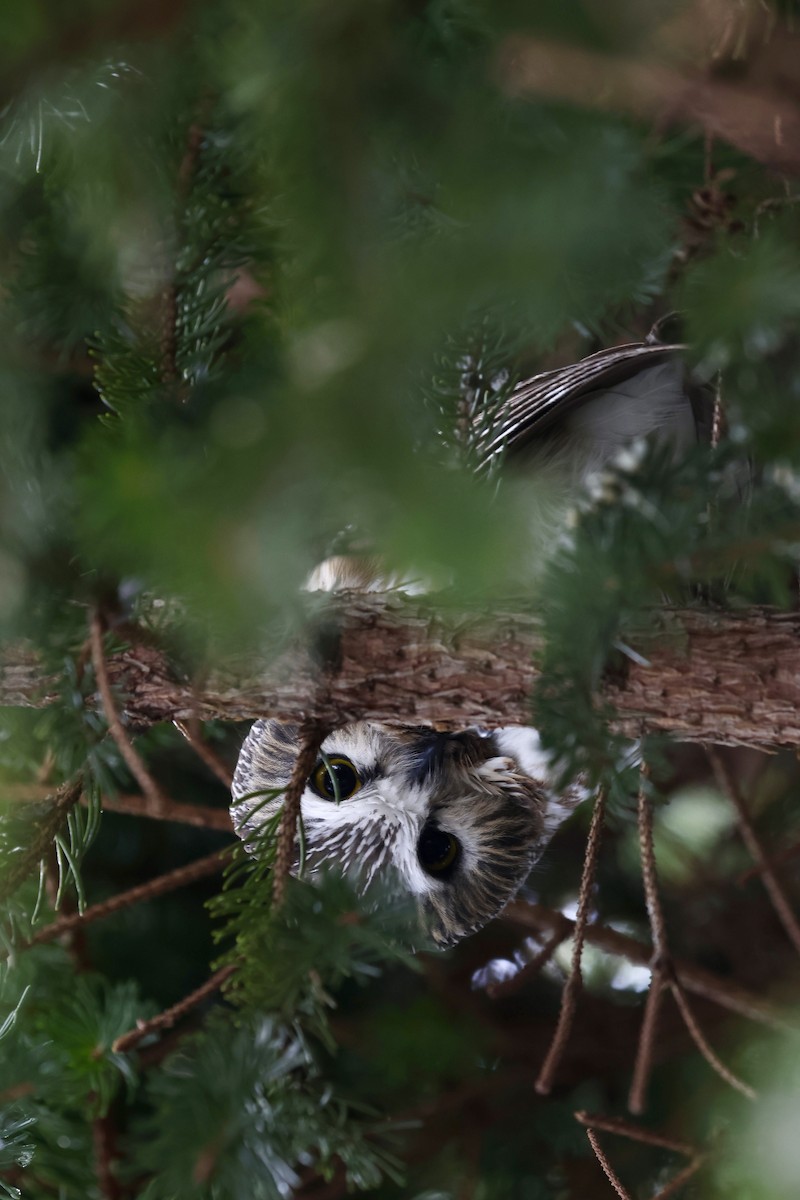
xmin=409 ymin=729 xmax=488 ymax=782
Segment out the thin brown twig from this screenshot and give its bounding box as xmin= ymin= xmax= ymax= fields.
xmin=708 ymin=746 xmax=800 ymax=959
xmin=486 ymin=928 xmax=568 ymax=1000
xmin=576 ymin=1111 xmax=705 ymax=1200
xmin=112 ymin=962 xmax=236 ymax=1054
xmin=574 ymin=1112 xmax=697 ymax=1158
xmin=504 ymin=900 xmax=794 ymax=1033
xmin=89 ymin=791 xmax=233 ymax=831
xmin=173 ymin=719 xmax=233 ymax=788
xmin=631 ymin=757 xmax=757 ymax=1104
xmin=629 ymin=763 xmax=671 ymax=1115
xmin=272 ymin=725 xmax=326 ymax=909
xmin=628 ymin=967 xmax=668 ymax=1116
xmin=738 ymin=835 xmax=800 ymax=883
xmin=653 ymin=1156 xmax=705 ymax=1200
xmin=8 ymin=784 xmax=233 ymax=830
xmin=703 ymin=130 xmax=714 ymax=187
xmin=669 ymin=980 xmax=757 ymax=1101
xmin=8 ymin=785 xmax=232 ymax=831
xmin=535 ymin=787 xmax=607 ymax=1095
xmin=92 ymin=1109 xmax=123 ymax=1200
xmin=89 ymin=611 xmax=164 ymax=813
xmin=25 ymin=849 xmax=229 ymax=950
xmin=585 ymin=1128 xmax=633 ymax=1200
xmin=637 ymin=765 xmax=667 ymax=957
xmin=711 ymin=372 xmax=723 ymax=450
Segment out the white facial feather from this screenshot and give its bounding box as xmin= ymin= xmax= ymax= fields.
xmin=232 ymin=720 xmax=583 ymax=945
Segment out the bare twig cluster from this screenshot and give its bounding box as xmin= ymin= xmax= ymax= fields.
xmin=511 ymin=739 xmax=800 ymax=1199
xmin=535 ymin=787 xmax=607 ymax=1095
xmin=576 ymin=1111 xmax=705 ymax=1200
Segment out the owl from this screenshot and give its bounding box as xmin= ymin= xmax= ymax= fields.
xmin=232 ymin=719 xmax=584 ymax=946
xmin=232 ymin=338 xmax=714 ymax=945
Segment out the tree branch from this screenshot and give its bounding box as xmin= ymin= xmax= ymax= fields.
xmin=1 ymin=598 xmax=799 ymax=749
xmin=504 ymin=900 xmax=795 ymax=1034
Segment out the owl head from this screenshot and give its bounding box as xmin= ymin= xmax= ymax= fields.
xmin=232 ymin=720 xmax=584 ymax=946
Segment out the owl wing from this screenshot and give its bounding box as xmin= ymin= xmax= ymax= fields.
xmin=476 ymin=340 xmax=699 ymax=470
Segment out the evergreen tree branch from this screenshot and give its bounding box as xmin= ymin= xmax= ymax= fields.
xmin=161 ymin=114 xmax=207 ymax=400
xmin=0 ymin=0 xmax=195 ymax=109
xmin=0 ymin=775 xmax=83 ymax=907
xmin=2 ymin=599 xmax=799 ymax=750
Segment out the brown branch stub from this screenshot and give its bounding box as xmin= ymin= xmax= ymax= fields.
xmin=173 ymin=719 xmax=233 ymax=788
xmin=89 ymin=611 xmax=165 ymax=813
xmin=669 ymin=979 xmax=757 ymax=1101
xmin=585 ymin=1128 xmax=633 ymax=1200
xmin=708 ymin=746 xmax=800 ymax=958
xmin=535 ymin=787 xmax=607 ymax=1095
xmin=273 ymin=725 xmax=326 ymax=909
xmin=112 ymin=962 xmax=237 ymax=1055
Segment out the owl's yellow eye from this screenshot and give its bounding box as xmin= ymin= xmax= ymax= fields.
xmin=418 ymin=825 xmax=460 ymax=877
xmin=311 ymin=755 xmax=361 ymax=802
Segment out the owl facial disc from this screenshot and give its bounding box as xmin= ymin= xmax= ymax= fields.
xmin=232 ymin=720 xmax=583 ymax=946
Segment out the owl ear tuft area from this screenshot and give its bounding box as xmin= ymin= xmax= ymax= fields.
xmin=231 ymin=719 xmax=304 ymax=841
xmin=492 ymin=727 xmax=555 ymax=787
xmin=492 ymin=725 xmax=587 ymax=836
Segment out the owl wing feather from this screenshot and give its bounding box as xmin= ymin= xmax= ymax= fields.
xmin=476 ymin=341 xmax=690 ymax=469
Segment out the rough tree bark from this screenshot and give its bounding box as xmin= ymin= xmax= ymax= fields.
xmin=1 ymin=596 xmax=798 ymax=750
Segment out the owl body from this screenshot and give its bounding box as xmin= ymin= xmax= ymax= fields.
xmin=233 ymin=341 xmax=713 ymax=945
xmin=232 ymin=720 xmax=584 ymax=946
